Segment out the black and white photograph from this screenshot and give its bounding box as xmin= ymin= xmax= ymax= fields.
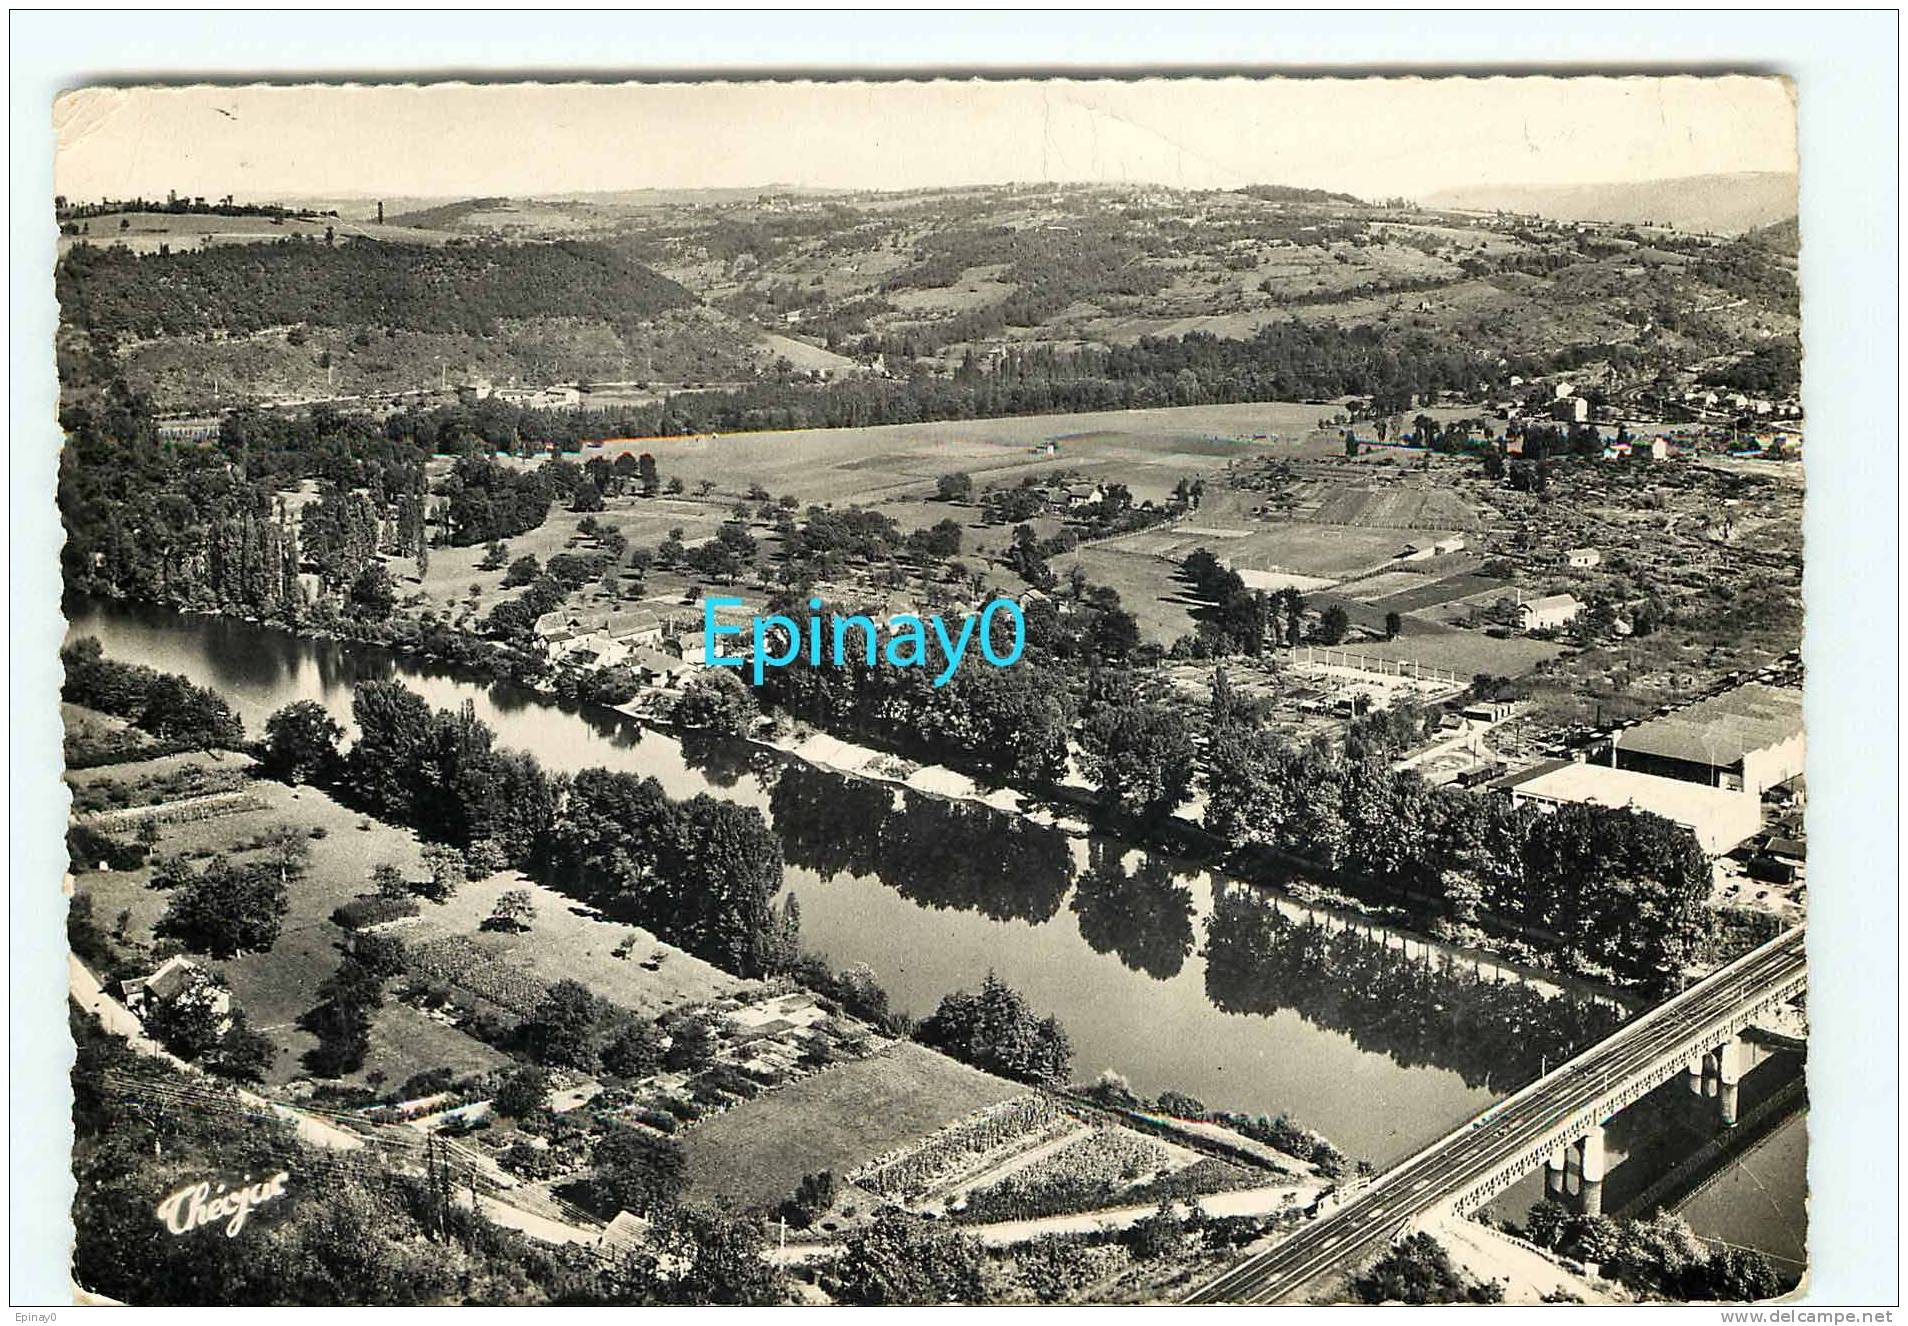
xmin=11 ymin=22 xmax=1898 ymax=1311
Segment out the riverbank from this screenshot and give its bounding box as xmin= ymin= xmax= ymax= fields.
xmin=638 ymin=702 xmax=1637 ymax=1012
xmin=61 ymin=598 xmax=1624 ymax=1163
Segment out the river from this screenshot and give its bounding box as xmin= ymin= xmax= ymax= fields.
xmin=68 ymin=598 xmax=1634 ymax=1166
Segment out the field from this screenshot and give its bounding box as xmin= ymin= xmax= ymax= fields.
xmin=571 ymin=401 xmax=1351 ymax=508
xmin=1327 ymin=625 xmax=1565 ymax=679
xmin=57 ymin=209 xmax=455 ymax=256
xmin=679 ymin=1039 xmax=1025 ymax=1211
xmin=66 ymin=748 xmax=735 ymax=1090
xmin=407 ymin=488 xmax=730 ymax=619
xmin=398 ymin=867 xmax=741 ymax=1019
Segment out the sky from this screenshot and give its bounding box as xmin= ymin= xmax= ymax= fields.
xmin=53 ymin=76 xmax=1797 ymax=204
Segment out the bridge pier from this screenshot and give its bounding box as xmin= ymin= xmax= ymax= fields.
xmin=1544 ymin=1146 xmax=1570 ymax=1203
xmin=1716 ymin=1037 xmax=1746 ymax=1127
xmin=1576 ymin=1125 xmax=1608 ymax=1217
xmin=1685 ymin=1054 xmax=1705 ymax=1095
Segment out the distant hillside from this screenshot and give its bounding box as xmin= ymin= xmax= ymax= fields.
xmin=1745 ymin=215 xmax=1801 ymax=256
xmin=1422 ymin=172 xmax=1797 ymax=235
xmin=55 ymin=238 xmax=696 ymax=338
xmin=1234 ymin=183 xmax=1364 ymax=205
xmin=385 ymin=196 xmax=514 ymax=229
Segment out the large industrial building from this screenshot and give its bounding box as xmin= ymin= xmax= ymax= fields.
xmin=1612 ymin=683 xmax=1804 ymax=795
xmin=1497 ymin=759 xmax=1764 ymax=856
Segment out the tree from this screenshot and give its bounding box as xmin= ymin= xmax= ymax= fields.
xmin=588 ymin=1125 xmax=688 ymax=1217
xmin=1091 ymin=606 xmax=1142 ymax=662
xmin=1317 ymin=604 xmax=1351 ymax=645
xmin=371 ymin=863 xmax=410 ymax=900
xmin=1120 ymin=1202 xmax=1187 ymax=1261
xmin=156 ymin=860 xmax=290 ymax=958
xmin=262 ymin=700 xmax=343 ymax=783
xmin=1355 ymin=1232 xmax=1501 ymax=1304
xmin=488 ymin=892 xmax=541 ymax=934
xmin=418 ymin=843 xmax=464 ymax=902
xmin=1703 ymin=1246 xmax=1781 ymax=1303
xmin=351 ymin=931 xmax=407 ymax=980
xmin=601 ymin=1020 xmax=664 ymax=1079
xmin=1571 ymin=1214 xmax=1623 ymax=1266
xmin=626 ymin=1204 xmax=787 ymax=1305
xmin=139 ymin=674 xmax=244 ymax=749
xmin=346 ymin=562 xmax=398 ymax=621
xmin=935 ymin=472 xmax=973 ymax=502
xmin=301 ymin=955 xmax=383 ymax=1077
xmin=1523 ymin=1200 xmax=1572 ymax=1250
xmin=636 ymin=453 xmax=660 ymax=497
xmin=1079 ymin=702 xmax=1198 ymax=822
xmin=662 ymin=1012 xmax=719 ymax=1072
xmin=503 ymin=554 xmax=541 ymax=587
xmin=829 ymin=1209 xmax=985 ymax=1306
xmin=522 ymin=979 xmax=601 ymax=1068
xmin=671 ymin=670 xmax=758 ymax=738
xmin=206 ymin=1009 xmax=277 ymax=1083
xmin=916 ymin=971 xmax=1071 ymax=1085
xmin=493 ymin=1064 xmax=551 ymax=1118
xmin=140 ymin=969 xmax=233 ymax=1061
xmin=778 ymin=1169 xmax=837 ymax=1229
xmin=1384 ymin=610 xmax=1403 ymax=640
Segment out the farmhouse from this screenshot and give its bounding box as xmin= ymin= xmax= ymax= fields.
xmin=121 ymin=955 xmax=233 ymax=1026
xmin=1518 ymin=593 xmax=1583 ymax=632
xmin=535 ymin=608 xmax=670 ymax=666
xmin=1496 ymin=759 xmax=1763 ymax=855
xmin=1565 ymin=547 xmax=1601 ymax=569
xmin=493 ymin=384 xmax=582 ymax=409
xmin=1612 ymin=682 xmax=1805 ymax=794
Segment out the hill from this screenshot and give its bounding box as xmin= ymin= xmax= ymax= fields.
xmin=56 ymin=237 xmax=696 ymax=338
xmin=55 ymin=180 xmax=1804 ymax=414
xmin=55 ymin=208 xmax=456 ymax=256
xmin=1421 ymin=172 xmax=1798 ymax=235
xmin=1745 ymin=216 xmax=1801 ymax=257
xmin=1233 ymin=183 xmax=1365 ymax=205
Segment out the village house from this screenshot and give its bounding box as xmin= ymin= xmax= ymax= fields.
xmin=1550 ymin=396 xmax=1591 ymax=424
xmin=121 ymin=956 xmax=233 ymax=1029
xmin=493 ymin=384 xmax=583 ymax=410
xmin=534 ymin=608 xmax=670 ymax=666
xmin=1565 ymin=547 xmax=1601 ymax=569
xmin=1517 ymin=593 xmax=1583 ymax=632
xmin=1060 ymin=481 xmax=1107 ymax=510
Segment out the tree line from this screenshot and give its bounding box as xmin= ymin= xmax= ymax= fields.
xmin=267 ymin=682 xmax=788 ymax=977
xmin=56 ymin=236 xmax=695 ymax=339
xmin=1203 ymin=715 xmax=1712 ymax=995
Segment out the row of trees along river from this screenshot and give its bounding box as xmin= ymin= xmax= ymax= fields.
xmin=68 ymin=595 xmax=1633 ymax=1167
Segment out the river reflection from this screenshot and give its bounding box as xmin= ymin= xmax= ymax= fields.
xmin=771 ymin=763 xmax=1073 ymax=923
xmin=1070 ymin=842 xmax=1198 ymax=981
xmin=66 ymin=597 xmax=1638 ymax=1162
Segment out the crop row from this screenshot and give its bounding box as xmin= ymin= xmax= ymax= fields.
xmin=954 ymin=1127 xmax=1175 ymax=1224
xmin=406 ymin=935 xmax=550 ymax=1016
xmin=853 ymin=1095 xmax=1074 ymax=1201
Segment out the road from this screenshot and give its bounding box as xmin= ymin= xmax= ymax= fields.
xmin=1184 ymin=928 xmax=1806 ymax=1304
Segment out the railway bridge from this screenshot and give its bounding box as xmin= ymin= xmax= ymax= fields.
xmin=1186 ymin=928 xmax=1807 ymax=1304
